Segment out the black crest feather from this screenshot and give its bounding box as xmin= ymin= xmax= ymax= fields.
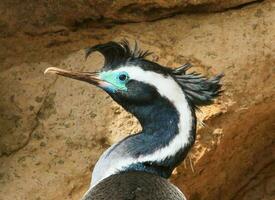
xmin=172 ymin=66 xmax=224 ymax=106
xmin=85 ymin=40 xmax=152 ymax=69
xmin=172 ymin=63 xmax=192 ymax=75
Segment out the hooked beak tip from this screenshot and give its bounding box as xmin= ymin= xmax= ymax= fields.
xmin=44 ymin=67 xmax=64 ymax=75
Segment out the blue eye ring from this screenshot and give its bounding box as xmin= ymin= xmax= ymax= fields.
xmin=118 ymin=72 xmax=129 ymax=82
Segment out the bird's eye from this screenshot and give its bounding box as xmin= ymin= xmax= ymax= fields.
xmin=119 ymin=74 xmax=127 ymax=81
xmin=118 ymin=72 xmax=129 ymax=82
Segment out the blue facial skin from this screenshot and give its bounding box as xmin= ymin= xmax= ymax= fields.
xmin=99 ymin=71 xmax=129 ymax=93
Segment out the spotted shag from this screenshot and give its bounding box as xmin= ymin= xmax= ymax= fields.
xmin=44 ymin=40 xmax=223 ymax=200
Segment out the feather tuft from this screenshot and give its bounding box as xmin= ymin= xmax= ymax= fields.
xmin=172 ymin=66 xmax=223 ymax=106
xmin=85 ymin=40 xmax=152 ymax=69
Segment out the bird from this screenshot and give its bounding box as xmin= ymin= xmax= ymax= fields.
xmin=44 ymin=40 xmax=223 ymax=200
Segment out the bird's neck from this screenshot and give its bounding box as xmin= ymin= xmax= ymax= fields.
xmin=119 ymin=94 xmax=196 ymax=177
xmin=91 ymin=86 xmax=196 ymax=187
xmin=127 ymin=97 xmax=182 ymax=135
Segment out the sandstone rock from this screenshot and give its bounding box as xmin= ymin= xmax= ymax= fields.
xmin=0 ymin=1 xmax=274 ymax=200
xmin=0 ymin=63 xmax=56 ymax=156
xmin=0 ymin=0 xmax=259 ymax=35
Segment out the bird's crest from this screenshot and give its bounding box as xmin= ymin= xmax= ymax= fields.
xmin=85 ymin=40 xmax=152 ymax=69
xmin=171 ymin=64 xmax=223 ymax=106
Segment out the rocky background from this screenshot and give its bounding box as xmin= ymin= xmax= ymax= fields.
xmin=0 ymin=0 xmax=274 ymax=200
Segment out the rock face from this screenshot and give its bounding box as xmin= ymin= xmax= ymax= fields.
xmin=0 ymin=0 xmax=258 ymax=36
xmin=0 ymin=0 xmax=274 ymax=200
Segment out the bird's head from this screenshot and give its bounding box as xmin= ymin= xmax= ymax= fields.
xmin=45 ymin=40 xmax=223 ymax=114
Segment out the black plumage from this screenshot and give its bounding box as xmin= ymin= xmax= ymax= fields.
xmin=171 ymin=66 xmax=223 ymax=106
xmin=85 ymin=40 xmax=152 ymax=69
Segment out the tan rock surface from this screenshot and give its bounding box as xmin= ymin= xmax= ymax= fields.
xmin=0 ymin=0 xmax=259 ymax=36
xmin=0 ymin=0 xmax=274 ymax=200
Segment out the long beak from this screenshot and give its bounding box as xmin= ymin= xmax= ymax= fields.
xmin=44 ymin=67 xmax=104 ymax=86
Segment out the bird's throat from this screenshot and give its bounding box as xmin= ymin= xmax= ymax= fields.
xmin=128 ymin=97 xmax=181 ymax=136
